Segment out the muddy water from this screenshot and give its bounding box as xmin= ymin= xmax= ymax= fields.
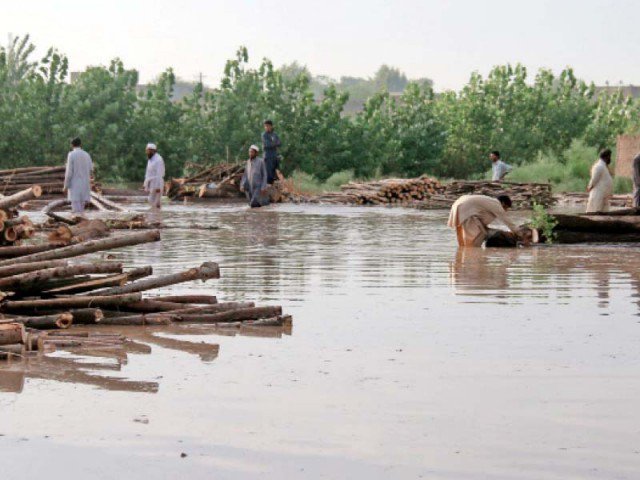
xmin=1 ymin=203 xmax=640 ymax=479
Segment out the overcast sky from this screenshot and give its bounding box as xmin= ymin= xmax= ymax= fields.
xmin=2 ymin=0 xmax=639 ymax=90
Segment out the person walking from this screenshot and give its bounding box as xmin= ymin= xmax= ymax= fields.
xmin=63 ymin=137 xmax=93 ymax=214
xmin=240 ymin=145 xmax=270 ymax=208
xmin=490 ymin=151 xmax=512 ymax=182
xmin=262 ymin=119 xmax=281 ymax=184
xmin=144 ymin=143 xmax=165 ymax=210
xmin=586 ymin=149 xmax=614 ymax=213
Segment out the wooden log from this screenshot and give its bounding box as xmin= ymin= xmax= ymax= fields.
xmin=2 ymin=292 xmax=143 ymax=311
xmin=43 ymin=273 xmax=130 ymax=294
xmin=98 ymin=315 xmax=173 ymax=326
xmin=45 ymin=308 xmax=103 ymax=325
xmin=0 ymin=322 xmax=25 ymax=345
xmin=151 ymin=295 xmax=218 ymax=304
xmin=2 ymin=226 xmax=16 ymax=243
xmin=0 ymin=262 xmax=123 ymax=291
xmin=174 ymin=306 xmax=282 ymax=323
xmin=553 ymin=213 xmax=640 ymax=233
xmin=90 ymin=192 xmax=127 ymax=212
xmin=0 ymin=242 xmax=68 ymax=259
xmin=0 ymin=186 xmax=42 ymax=210
xmin=48 ymin=219 xmax=110 ymax=244
xmin=126 ymin=266 xmax=153 ymax=281
xmin=92 ymin=261 xmax=220 ymax=296
xmin=13 ymin=313 xmax=73 ymax=330
xmin=0 ymin=230 xmax=161 ymax=266
xmin=156 ymin=301 xmax=255 ymax=316
xmin=119 ymin=300 xmax=193 ymax=312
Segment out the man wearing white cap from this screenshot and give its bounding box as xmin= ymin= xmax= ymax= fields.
xmin=144 ymin=143 xmax=165 ymax=210
xmin=240 ymin=145 xmax=269 ymax=208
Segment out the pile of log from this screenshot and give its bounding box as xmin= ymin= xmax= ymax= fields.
xmin=423 ymin=181 xmax=554 ymax=210
xmin=166 ymin=163 xmax=245 ymax=200
xmin=307 ymin=178 xmax=553 ymax=209
xmin=0 ymin=186 xmax=42 ymax=247
xmin=0 ymin=218 xmax=292 ymax=361
xmin=311 ymin=177 xmax=443 ymax=206
xmin=0 ymin=166 xmax=67 ymax=197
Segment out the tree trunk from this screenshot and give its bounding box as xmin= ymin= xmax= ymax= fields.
xmin=0 ymin=323 xmax=25 ymax=345
xmin=0 ymin=242 xmax=68 ymax=259
xmin=2 ymin=292 xmax=142 ymax=311
xmin=99 ymin=315 xmax=173 ymax=326
xmin=0 ymin=259 xmax=68 ymax=278
xmin=44 ymin=273 xmax=129 ymax=294
xmin=0 ymin=186 xmax=42 ymax=210
xmin=150 ymin=294 xmax=217 ymax=304
xmin=45 ymin=308 xmax=103 ymax=325
xmin=174 ymin=306 xmax=282 ymax=323
xmin=0 ymin=230 xmax=161 ymax=266
xmin=48 ymin=219 xmax=110 ymax=244
xmin=0 ymin=262 xmax=123 ymax=291
xmin=92 ymin=261 xmax=220 ymax=296
xmin=91 ymin=192 xmax=127 ymax=211
xmin=13 ymin=313 xmax=73 ymax=329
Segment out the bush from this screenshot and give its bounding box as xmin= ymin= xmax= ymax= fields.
xmin=324 ymin=170 xmax=355 ymax=190
xmin=614 ymin=176 xmax=633 ymax=194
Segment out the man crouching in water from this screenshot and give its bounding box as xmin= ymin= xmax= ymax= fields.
xmin=448 ymin=194 xmax=520 ymax=247
xmin=240 ymin=145 xmax=270 ymax=208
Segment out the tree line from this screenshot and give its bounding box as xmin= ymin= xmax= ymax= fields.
xmin=0 ymin=35 xmax=637 ymax=183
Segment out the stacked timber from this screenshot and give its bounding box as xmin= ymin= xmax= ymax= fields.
xmin=432 ymin=181 xmax=554 ymax=209
xmin=166 ymin=163 xmax=245 ymax=200
xmin=0 ymin=166 xmax=66 ymax=196
xmin=0 ymin=215 xmax=292 ymax=361
xmin=0 ymin=186 xmax=42 ymax=246
xmin=308 ymin=178 xmax=552 ymax=209
xmin=312 ymin=177 xmax=443 ymax=206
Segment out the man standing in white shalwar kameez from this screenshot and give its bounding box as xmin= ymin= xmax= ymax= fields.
xmin=63 ymin=137 xmax=93 ymax=214
xmin=586 ymin=149 xmax=613 ymax=213
xmin=144 ymin=143 xmax=165 ymax=210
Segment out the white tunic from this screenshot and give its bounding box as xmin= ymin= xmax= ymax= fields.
xmin=144 ymin=153 xmax=165 ymax=191
xmin=64 ymin=147 xmax=93 ymax=203
xmin=586 ymin=159 xmax=613 ymax=213
xmin=448 ymin=195 xmax=518 ymax=232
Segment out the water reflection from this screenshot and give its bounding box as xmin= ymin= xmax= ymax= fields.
xmin=0 ymin=323 xmax=290 ymax=394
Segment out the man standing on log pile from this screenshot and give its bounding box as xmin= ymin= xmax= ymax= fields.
xmin=63 ymin=137 xmax=93 ymax=214
xmin=144 ymin=143 xmax=165 ymax=210
xmin=262 ymin=120 xmax=281 ymax=185
xmin=447 ymin=194 xmax=520 ymax=247
xmin=240 ymin=145 xmax=270 ymax=208
xmin=632 ymin=152 xmax=640 ymax=208
xmin=586 ymin=149 xmax=613 ymax=213
xmin=490 ymin=151 xmax=512 ymax=182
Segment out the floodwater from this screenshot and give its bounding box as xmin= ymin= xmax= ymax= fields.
xmin=1 ymin=202 xmax=640 ymax=479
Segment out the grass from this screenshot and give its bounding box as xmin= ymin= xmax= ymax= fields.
xmin=289 ymin=169 xmax=357 ymax=194
xmin=498 ymin=139 xmax=633 ymax=194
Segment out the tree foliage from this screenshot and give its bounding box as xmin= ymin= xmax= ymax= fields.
xmin=0 ymin=35 xmax=637 ymax=183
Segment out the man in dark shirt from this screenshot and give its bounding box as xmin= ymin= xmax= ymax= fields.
xmin=261 ymin=119 xmax=281 ymax=184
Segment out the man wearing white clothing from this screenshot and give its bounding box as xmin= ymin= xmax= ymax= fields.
xmin=144 ymin=143 xmax=165 ymax=210
xmin=63 ymin=137 xmax=93 ymax=214
xmin=586 ymin=149 xmax=613 ymax=213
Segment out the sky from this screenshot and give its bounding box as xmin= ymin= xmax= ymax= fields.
xmin=2 ymin=0 xmax=640 ymax=91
